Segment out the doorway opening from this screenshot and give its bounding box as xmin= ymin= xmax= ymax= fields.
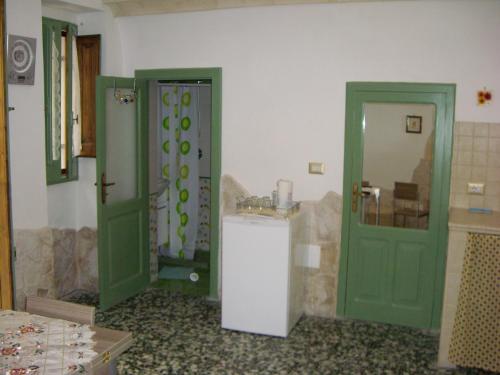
xmin=137 ymin=68 xmax=222 ymax=301
xmin=96 ymin=69 xmax=221 ymax=310
xmin=149 ymin=79 xmax=212 ymax=296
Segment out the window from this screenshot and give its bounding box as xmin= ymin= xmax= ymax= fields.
xmin=42 ymin=18 xmax=79 ymax=184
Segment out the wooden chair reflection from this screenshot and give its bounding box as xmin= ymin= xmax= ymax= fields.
xmin=393 ymin=182 xmax=429 ymax=228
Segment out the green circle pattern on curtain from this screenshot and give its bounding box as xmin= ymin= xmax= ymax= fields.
xmin=178 ymin=92 xmax=192 ymax=257
xmin=162 ymin=92 xmax=169 ymax=107
xmin=179 ymin=189 xmax=189 ymax=203
xmin=181 ymin=92 xmax=191 ymax=106
xmin=180 ymin=213 xmax=189 ymax=226
xmin=162 ymin=141 xmax=169 ymax=153
xmin=163 ymin=116 xmax=169 ymax=130
xmin=180 ymin=165 xmax=189 ymax=179
xmin=160 ymin=87 xmax=195 ymax=259
xmin=180 ymin=141 xmax=191 ymax=155
xmin=181 ymin=117 xmax=191 ymax=130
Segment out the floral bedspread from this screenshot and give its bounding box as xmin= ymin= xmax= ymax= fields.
xmin=0 ymin=310 xmax=96 ymax=374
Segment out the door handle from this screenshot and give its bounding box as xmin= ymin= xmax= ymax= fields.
xmin=100 ymin=173 xmax=116 ymax=204
xmin=352 ymin=182 xmax=363 ymax=213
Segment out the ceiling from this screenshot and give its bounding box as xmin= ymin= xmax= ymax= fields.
xmin=102 ymin=0 xmax=407 ymax=17
xmin=42 ymin=0 xmax=104 ymax=13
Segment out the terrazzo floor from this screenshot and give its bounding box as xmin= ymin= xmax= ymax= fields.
xmin=73 ymin=289 xmax=495 ymax=375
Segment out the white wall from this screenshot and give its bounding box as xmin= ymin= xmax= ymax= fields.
xmin=76 ymin=8 xmax=124 ymax=76
xmin=7 ymin=2 xmax=122 ymax=230
xmin=117 ymin=0 xmax=500 ymax=201
xmin=41 ymin=5 xmax=77 ymax=23
xmin=7 ymin=0 xmax=500 ymax=229
xmin=6 ymin=0 xmax=49 ymax=229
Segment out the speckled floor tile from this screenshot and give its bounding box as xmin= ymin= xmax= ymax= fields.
xmin=69 ymin=289 xmax=496 ymax=375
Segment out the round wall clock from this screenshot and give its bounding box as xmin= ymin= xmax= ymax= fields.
xmin=7 ymin=34 xmax=36 ymax=85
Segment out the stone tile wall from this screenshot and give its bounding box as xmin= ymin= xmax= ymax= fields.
xmin=14 ymin=228 xmax=56 ymax=309
xmin=300 ymin=192 xmax=342 ymax=318
xmin=14 ymin=227 xmax=97 ymax=309
xmin=450 ymin=122 xmax=500 ymax=211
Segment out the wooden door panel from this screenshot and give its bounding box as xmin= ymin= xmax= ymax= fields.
xmin=96 ymin=76 xmax=149 ymax=311
xmin=107 ymin=211 xmax=143 ymax=285
xmin=356 ymin=238 xmax=388 ymax=301
xmin=392 ymin=241 xmax=424 ymax=306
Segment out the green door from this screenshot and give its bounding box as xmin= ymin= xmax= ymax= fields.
xmin=339 ymin=82 xmax=455 ymax=328
xmin=96 ymin=76 xmax=149 ymax=310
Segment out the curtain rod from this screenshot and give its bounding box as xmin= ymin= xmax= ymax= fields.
xmin=158 ymin=82 xmax=211 ymax=87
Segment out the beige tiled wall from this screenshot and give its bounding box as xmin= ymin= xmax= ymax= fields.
xmin=450 ymin=122 xmax=500 ymax=211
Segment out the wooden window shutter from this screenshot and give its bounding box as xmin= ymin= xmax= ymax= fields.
xmin=77 ymin=34 xmax=100 ymax=157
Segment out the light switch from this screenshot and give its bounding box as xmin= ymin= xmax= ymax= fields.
xmin=467 ymin=182 xmax=485 ymax=195
xmin=309 ymin=162 xmax=325 ymax=175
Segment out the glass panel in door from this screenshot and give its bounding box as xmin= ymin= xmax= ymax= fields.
xmin=105 ymin=87 xmax=137 ymax=204
xmin=361 ymin=103 xmax=436 ymax=229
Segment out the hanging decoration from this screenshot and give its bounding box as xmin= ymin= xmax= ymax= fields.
xmin=477 ymin=88 xmax=492 ymax=106
xmin=114 ymin=79 xmax=136 ymax=104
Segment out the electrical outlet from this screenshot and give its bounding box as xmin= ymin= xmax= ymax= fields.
xmin=467 ymin=182 xmax=485 ymax=195
xmin=309 ymin=162 xmax=325 ymax=175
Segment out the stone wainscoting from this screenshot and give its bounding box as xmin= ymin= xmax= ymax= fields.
xmin=221 ymin=175 xmax=342 ymax=319
xmin=15 ymin=177 xmax=343 ymax=319
xmin=14 ymin=227 xmax=97 ymax=309
xmin=301 ymin=192 xmax=342 ymax=318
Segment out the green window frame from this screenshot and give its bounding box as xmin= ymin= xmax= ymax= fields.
xmin=42 ymin=17 xmax=78 ymax=184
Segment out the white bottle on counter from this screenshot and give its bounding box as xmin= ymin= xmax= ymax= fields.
xmin=277 ymin=179 xmax=293 ymax=208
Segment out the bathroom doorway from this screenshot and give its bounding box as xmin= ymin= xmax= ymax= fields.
xmin=148 ymin=79 xmax=212 ymax=296
xmin=96 ymin=69 xmax=221 ymax=309
xmin=337 ymin=82 xmax=455 ymax=329
xmin=137 ymin=68 xmax=221 ymax=301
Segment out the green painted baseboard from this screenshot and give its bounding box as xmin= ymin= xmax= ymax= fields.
xmin=152 ymin=267 xmax=209 ymax=296
xmin=158 ymin=251 xmax=210 ymax=270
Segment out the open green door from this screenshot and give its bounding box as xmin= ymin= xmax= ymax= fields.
xmin=96 ymin=76 xmax=149 ymax=310
xmin=339 ymin=82 xmax=455 ymax=329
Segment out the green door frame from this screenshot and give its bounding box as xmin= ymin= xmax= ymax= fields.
xmin=135 ymin=68 xmax=222 ymax=301
xmin=337 ymin=82 xmax=455 ymax=329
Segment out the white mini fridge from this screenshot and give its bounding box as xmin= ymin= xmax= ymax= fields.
xmin=221 ymin=214 xmax=304 ymax=337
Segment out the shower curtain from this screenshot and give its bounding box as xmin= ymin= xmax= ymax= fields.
xmin=158 ymin=85 xmax=199 ymax=260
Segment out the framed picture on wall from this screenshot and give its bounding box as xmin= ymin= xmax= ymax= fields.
xmin=406 ymin=115 xmax=422 ymax=134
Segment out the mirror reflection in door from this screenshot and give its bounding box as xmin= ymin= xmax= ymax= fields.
xmin=361 ymin=103 xmax=436 ymax=229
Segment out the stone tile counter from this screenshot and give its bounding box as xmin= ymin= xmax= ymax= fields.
xmin=447 ymin=208 xmax=500 ymax=235
xmin=438 ymin=208 xmax=500 ymax=368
